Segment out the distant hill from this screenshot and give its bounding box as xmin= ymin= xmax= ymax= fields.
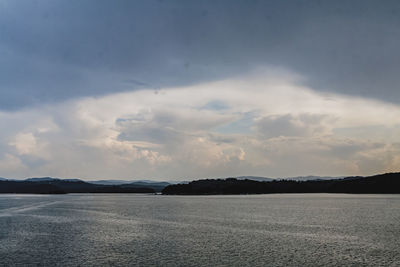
xmin=2 ymin=173 xmax=399 ymax=194
xmin=0 ymin=178 xmax=155 ymax=194
xmin=162 ymin=172 xmax=400 ymax=195
xmin=223 ymin=175 xmax=342 ymax=182
xmin=0 ymin=180 xmax=66 ymax=194
xmin=26 ymin=177 xmax=83 ymax=183
xmin=282 ymin=175 xmax=344 ymax=181
xmin=88 ymin=180 xmax=170 ymax=192
xmin=235 ymin=176 xmax=274 ymax=182
xmin=0 ymin=177 xmax=169 ymax=193
xmin=25 ymin=177 xmax=61 ymax=182
xmin=88 ymin=180 xmax=133 ymax=185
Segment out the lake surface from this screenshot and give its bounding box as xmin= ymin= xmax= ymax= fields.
xmin=0 ymin=194 xmax=399 ymax=266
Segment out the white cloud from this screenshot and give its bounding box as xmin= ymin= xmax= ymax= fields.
xmin=254 ymin=114 xmax=333 ymax=138
xmin=0 ymin=153 xmax=26 ymax=175
xmin=1 ymin=68 xmax=400 ymax=179
xmin=10 ymin=132 xmax=37 ymax=155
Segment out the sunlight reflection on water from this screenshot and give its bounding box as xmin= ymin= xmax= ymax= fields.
xmin=0 ymin=193 xmax=399 ymax=266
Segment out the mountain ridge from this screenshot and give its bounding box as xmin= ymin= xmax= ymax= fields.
xmin=0 ymin=179 xmax=156 ymax=194
xmin=162 ymin=172 xmax=400 ymax=195
xmin=0 ymin=174 xmax=397 ymax=194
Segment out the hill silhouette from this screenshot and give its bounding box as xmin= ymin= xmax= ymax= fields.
xmin=0 ymin=179 xmax=155 ymax=194
xmin=162 ymin=172 xmax=400 ymax=195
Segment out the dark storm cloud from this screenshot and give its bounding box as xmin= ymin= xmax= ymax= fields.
xmin=1 ymin=0 xmax=400 ymax=110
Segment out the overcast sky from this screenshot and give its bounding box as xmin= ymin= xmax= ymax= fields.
xmin=1 ymin=0 xmax=400 ymax=180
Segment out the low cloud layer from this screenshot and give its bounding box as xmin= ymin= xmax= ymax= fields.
xmin=1 ymin=70 xmax=400 ymax=180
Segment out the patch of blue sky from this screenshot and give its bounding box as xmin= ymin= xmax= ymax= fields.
xmin=213 ymin=112 xmax=254 ymax=134
xmin=200 ymin=100 xmax=230 ymax=111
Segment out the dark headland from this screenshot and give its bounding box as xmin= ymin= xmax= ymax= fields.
xmin=162 ymin=172 xmax=400 ymax=195
xmin=0 ymin=178 xmax=157 ymax=194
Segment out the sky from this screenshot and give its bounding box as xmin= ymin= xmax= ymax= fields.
xmin=1 ymin=0 xmax=400 ymax=180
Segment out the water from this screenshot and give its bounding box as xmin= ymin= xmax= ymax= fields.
xmin=0 ymin=194 xmax=399 ymax=266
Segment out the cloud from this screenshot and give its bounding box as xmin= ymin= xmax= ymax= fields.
xmin=1 ymin=0 xmax=400 ymax=110
xmin=0 ymin=153 xmax=26 ymax=175
xmin=243 ymin=135 xmax=398 ymax=177
xmin=0 ymin=71 xmax=400 ymax=179
xmin=254 ymin=114 xmax=333 ymax=138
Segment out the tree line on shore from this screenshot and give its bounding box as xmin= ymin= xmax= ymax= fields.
xmin=162 ymin=173 xmax=400 ymax=195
